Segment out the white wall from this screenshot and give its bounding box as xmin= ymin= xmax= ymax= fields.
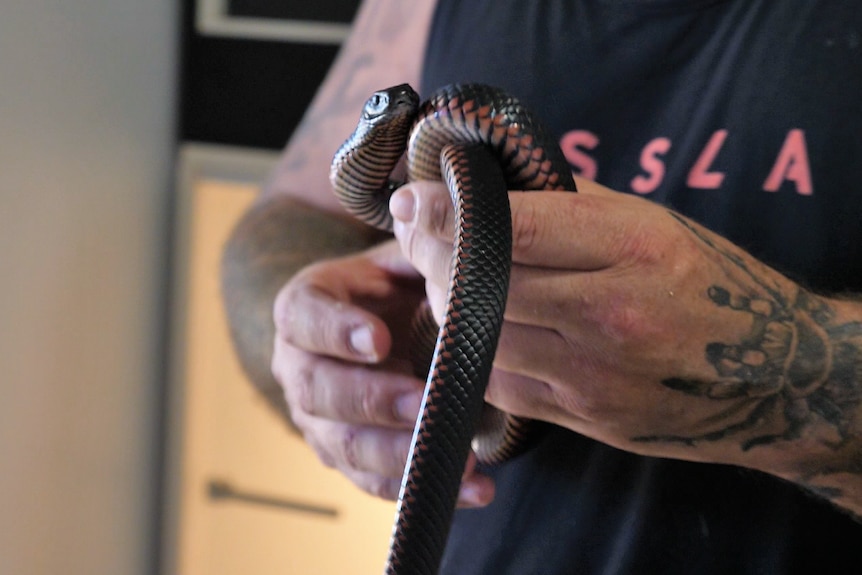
xmin=0 ymin=1 xmax=176 ymax=574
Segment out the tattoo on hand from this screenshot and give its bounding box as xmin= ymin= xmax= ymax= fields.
xmin=635 ymin=213 xmax=862 ymax=460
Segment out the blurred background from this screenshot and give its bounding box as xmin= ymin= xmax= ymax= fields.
xmin=1 ymin=1 xmax=393 ymax=573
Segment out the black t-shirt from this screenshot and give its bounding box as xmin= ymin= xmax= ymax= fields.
xmin=421 ymin=1 xmax=862 ymax=573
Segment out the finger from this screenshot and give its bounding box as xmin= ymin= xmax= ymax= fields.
xmin=298 ymin=415 xmax=413 ymax=480
xmin=458 ymin=453 xmax=495 ymax=508
xmin=344 ymin=469 xmax=404 ymax=501
xmin=510 ymin=181 xmax=668 ymax=270
xmin=390 ymin=181 xmax=455 ymax=240
xmin=324 ymin=422 xmax=415 ymax=479
xmin=327 ymin=433 xmax=496 ymax=506
xmin=499 ymin=264 xmax=591 ymax=330
xmin=572 ymin=174 xmax=616 ymax=196
xmin=390 ymin=184 xmax=456 ymax=292
xmin=275 ymin=345 xmax=424 ymax=428
xmin=394 ymin=178 xmax=648 ymax=273
xmin=485 ymin=367 xmax=558 ymax=422
xmin=492 ymin=320 xmax=614 ymax=411
xmin=424 ymin=281 xmax=448 ymax=326
xmin=493 ymin=320 xmax=576 ymax=384
xmin=273 ymin=265 xmax=392 ymax=363
xmin=503 ymin=258 xmax=670 ymax=345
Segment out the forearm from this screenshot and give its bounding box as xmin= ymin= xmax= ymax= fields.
xmin=639 ymin=214 xmax=862 ymax=516
xmin=218 ymin=0 xmax=432 ymax=424
xmin=220 ymin=195 xmax=387 ymax=423
xmin=643 ymin=214 xmax=862 ymax=515
xmin=753 ymin=291 xmax=862 ymax=517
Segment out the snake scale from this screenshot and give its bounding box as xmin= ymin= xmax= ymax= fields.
xmin=330 ymin=83 xmax=576 ymax=574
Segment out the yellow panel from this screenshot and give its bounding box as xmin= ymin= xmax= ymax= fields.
xmin=174 ymin=179 xmax=393 ymax=575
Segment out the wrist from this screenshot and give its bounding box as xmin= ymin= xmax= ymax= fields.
xmin=727 ymin=292 xmax=862 ymax=515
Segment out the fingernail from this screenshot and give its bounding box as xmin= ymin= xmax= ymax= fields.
xmin=395 ymin=392 xmax=423 ymax=424
xmin=457 ymin=483 xmax=485 ymax=508
xmin=349 ymin=325 xmax=376 ymax=360
xmin=389 ymin=188 xmax=415 ymax=222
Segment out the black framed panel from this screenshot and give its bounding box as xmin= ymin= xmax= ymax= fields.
xmin=180 ymin=0 xmax=359 ymax=150
xmin=227 ymin=0 xmax=359 ymax=23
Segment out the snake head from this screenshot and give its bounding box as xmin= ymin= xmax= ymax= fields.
xmin=362 ymin=84 xmax=420 ymax=122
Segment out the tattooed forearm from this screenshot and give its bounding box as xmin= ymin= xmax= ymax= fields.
xmin=635 ymin=211 xmax=862 ymax=508
xmin=639 ymin=286 xmax=861 ymax=448
xmin=276 ymin=0 xmax=429 ymax=183
xmin=221 ymin=196 xmax=387 ymax=424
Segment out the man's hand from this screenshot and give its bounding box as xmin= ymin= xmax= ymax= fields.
xmin=390 ymin=176 xmax=862 ymax=508
xmin=271 ymin=241 xmax=495 ymax=506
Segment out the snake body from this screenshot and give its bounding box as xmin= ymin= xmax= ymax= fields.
xmin=331 ymin=83 xmax=576 ymax=575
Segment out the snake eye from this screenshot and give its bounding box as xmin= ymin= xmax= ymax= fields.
xmin=363 ymin=91 xmax=390 ymax=119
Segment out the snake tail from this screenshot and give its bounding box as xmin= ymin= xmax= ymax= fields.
xmin=387 ymin=143 xmax=511 ymax=574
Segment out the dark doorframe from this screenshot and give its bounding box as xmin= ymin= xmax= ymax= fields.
xmin=179 ymin=0 xmax=360 ymax=150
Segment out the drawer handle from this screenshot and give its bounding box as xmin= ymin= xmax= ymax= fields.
xmin=207 ymin=478 xmax=339 ymax=518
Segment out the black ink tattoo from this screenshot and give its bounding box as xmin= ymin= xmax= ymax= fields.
xmin=635 ymin=213 xmax=862 ymax=457
xmin=284 ymin=53 xmax=375 ymax=173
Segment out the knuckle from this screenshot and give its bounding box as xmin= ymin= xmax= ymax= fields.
xmin=483 ymin=376 xmax=507 ymax=408
xmin=427 ymin=249 xmax=453 ymax=294
xmin=300 ymin=428 xmax=334 ymax=467
xmin=356 ymin=382 xmax=384 ymax=424
xmin=309 ymin=319 xmax=340 ymax=355
xmin=318 ymin=453 xmax=337 ymax=469
xmin=340 ymin=426 xmax=361 ymax=470
xmin=273 ymin=264 xmax=347 ymax=345
xmin=511 ymin=200 xmax=541 ymax=254
xmin=616 ymin=217 xmax=671 ymax=267
xmin=558 ymin=385 xmax=603 ymax=419
xmin=334 ymin=371 xmax=389 ymax=425
xmin=293 ymin=363 xmax=316 ymax=414
xmin=399 ymin=224 xmax=419 ymax=266
xmin=363 ymin=476 xmax=400 ymax=501
xmin=277 ymin=344 xmax=316 ymax=412
xmin=276 ymin=290 xmax=355 ymax=359
xmin=626 ymin=234 xmax=663 ymax=266
xmin=399 ymin=222 xmax=428 ymax=279
xmin=600 ymin=299 xmax=649 ymax=343
xmin=272 ymin=278 xmax=302 ymax=339
xmin=575 ymin=284 xmax=651 ymax=345
xmin=427 ymin=192 xmax=452 ymax=239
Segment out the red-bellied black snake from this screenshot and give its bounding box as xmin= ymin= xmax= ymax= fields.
xmin=330 ymin=83 xmax=577 ymax=574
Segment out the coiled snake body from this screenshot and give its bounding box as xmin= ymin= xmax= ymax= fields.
xmin=331 ymin=83 xmax=576 ymax=574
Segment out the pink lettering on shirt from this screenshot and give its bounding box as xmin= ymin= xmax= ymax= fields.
xmin=687 ymin=129 xmax=728 ymax=189
xmin=559 ymin=130 xmax=599 ymax=180
xmin=631 ymin=137 xmax=672 ymax=195
xmin=763 ymin=129 xmax=813 ymax=196
xmin=556 ymin=127 xmax=815 ymax=197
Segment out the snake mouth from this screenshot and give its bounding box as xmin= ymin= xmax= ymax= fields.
xmin=387 ymin=83 xmax=420 ymax=111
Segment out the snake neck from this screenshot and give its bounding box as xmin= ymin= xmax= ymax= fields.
xmin=330 ymin=133 xmax=406 ymax=232
xmin=330 ymin=84 xmax=420 ymax=232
